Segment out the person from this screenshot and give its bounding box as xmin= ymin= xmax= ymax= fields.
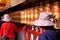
xmin=17 ymin=24 xmax=26 ymax=40
xmin=32 ymin=12 xmax=60 ymax=40
xmin=0 ymin=14 xmax=20 ymax=40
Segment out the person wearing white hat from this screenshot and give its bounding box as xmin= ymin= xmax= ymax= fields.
xmin=32 ymin=12 xmax=60 ymax=40
xmin=0 ymin=14 xmax=20 ymax=40
xmin=2 ymin=14 xmax=11 ymax=22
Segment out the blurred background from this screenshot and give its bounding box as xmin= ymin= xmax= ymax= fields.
xmin=0 ymin=0 xmax=60 ymax=29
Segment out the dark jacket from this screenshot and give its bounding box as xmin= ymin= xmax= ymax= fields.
xmin=38 ymin=29 xmax=60 ymax=40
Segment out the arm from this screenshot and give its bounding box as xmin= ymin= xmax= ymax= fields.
xmin=12 ymin=23 xmax=20 ymax=32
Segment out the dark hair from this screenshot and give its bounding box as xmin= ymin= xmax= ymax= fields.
xmin=20 ymin=23 xmax=26 ymax=27
xmin=0 ymin=16 xmax=2 ymax=20
xmin=40 ymin=26 xmax=56 ymax=30
xmin=0 ymin=17 xmax=1 ymax=20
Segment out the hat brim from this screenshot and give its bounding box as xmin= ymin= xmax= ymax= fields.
xmin=32 ymin=19 xmax=55 ymax=26
xmin=2 ymin=18 xmax=11 ymax=22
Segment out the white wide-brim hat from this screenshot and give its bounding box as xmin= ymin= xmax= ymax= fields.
xmin=2 ymin=14 xmax=12 ymax=22
xmin=32 ymin=12 xmax=55 ymax=26
xmin=39 ymin=12 xmax=52 ymax=20
xmin=33 ymin=19 xmax=55 ymax=26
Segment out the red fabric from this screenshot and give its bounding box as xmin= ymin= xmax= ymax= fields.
xmin=27 ymin=29 xmax=40 ymax=40
xmin=28 ymin=32 xmax=31 ymax=40
xmin=27 ymin=29 xmax=33 ymax=33
xmin=28 ymin=29 xmax=40 ymax=36
xmin=0 ymin=22 xmax=20 ymax=38
xmin=33 ymin=36 xmax=36 ymax=40
xmin=32 ymin=30 xmax=40 ymax=36
xmin=27 ymin=29 xmax=33 ymax=40
xmin=24 ymin=31 xmax=27 ymax=40
xmin=22 ymin=26 xmax=26 ymax=31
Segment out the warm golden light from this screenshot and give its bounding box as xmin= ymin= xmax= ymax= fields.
xmin=23 ymin=20 xmax=26 ymax=23
xmin=34 ymin=14 xmax=38 ymax=19
xmin=0 ymin=0 xmax=4 ymax=2
xmin=0 ymin=0 xmax=6 ymax=3
xmin=0 ymin=0 xmax=2 ymax=2
xmin=30 ymin=9 xmax=34 ymax=13
xmin=53 ymin=6 xmax=59 ymax=12
xmin=28 ymin=15 xmax=30 ymax=19
xmin=21 ymin=21 xmax=24 ymax=23
xmin=45 ymin=7 xmax=50 ymax=12
xmin=30 ymin=14 xmax=34 ymax=20
xmin=27 ymin=21 xmax=31 ymax=24
xmin=40 ymin=8 xmax=43 ymax=11
xmin=39 ymin=7 xmax=43 ymax=12
xmin=9 ymin=2 xmax=60 ymax=25
xmin=5 ymin=0 xmax=11 ymax=4
xmin=53 ymin=12 xmax=59 ymax=19
xmin=25 ymin=14 xmax=26 ymax=19
xmin=43 ymin=3 xmax=51 ymax=12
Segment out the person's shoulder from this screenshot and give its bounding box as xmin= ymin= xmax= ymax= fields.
xmin=40 ymin=32 xmax=46 ymax=37
xmin=38 ymin=32 xmax=47 ymax=40
xmin=46 ymin=29 xmax=55 ymax=32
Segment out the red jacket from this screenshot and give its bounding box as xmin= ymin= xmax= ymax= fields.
xmin=0 ymin=22 xmax=20 ymax=38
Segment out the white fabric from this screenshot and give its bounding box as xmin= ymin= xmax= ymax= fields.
xmin=39 ymin=12 xmax=52 ymax=20
xmin=3 ymin=14 xmax=11 ymax=22
xmin=30 ymin=34 xmax=33 ymax=40
xmin=36 ymin=36 xmax=39 ymax=40
xmin=33 ymin=19 xmax=54 ymax=26
xmin=33 ymin=12 xmax=54 ymax=26
xmin=30 ymin=27 xmax=34 ymax=40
